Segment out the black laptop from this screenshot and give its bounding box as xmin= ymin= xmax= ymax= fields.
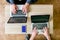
xmin=31 ymin=15 xmax=50 ymax=29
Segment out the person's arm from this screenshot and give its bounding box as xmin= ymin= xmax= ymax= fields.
xmin=24 ymin=0 xmax=31 ymax=6
xmin=22 ymin=0 xmax=31 ymax=13
xmin=26 ymin=0 xmax=37 ymax=4
xmin=43 ymin=27 xmax=51 ymax=40
xmin=29 ymin=27 xmax=38 ymax=40
xmin=46 ymin=35 xmax=51 ymax=40
xmin=6 ymin=0 xmax=18 ymax=14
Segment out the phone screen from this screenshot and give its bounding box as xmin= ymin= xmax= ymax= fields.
xmin=22 ymin=25 xmax=26 ymax=32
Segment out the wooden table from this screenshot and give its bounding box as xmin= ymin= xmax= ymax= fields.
xmin=5 ymin=5 xmax=53 ymax=34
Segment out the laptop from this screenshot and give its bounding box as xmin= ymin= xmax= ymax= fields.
xmin=7 ymin=10 xmax=27 ymax=23
xmin=31 ymin=15 xmax=50 ymax=34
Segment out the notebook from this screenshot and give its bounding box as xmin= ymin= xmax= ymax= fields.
xmin=31 ymin=15 xmax=50 ymax=34
xmin=7 ymin=10 xmax=27 ymax=23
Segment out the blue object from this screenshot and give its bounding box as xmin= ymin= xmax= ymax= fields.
xmin=22 ymin=25 xmax=26 ymax=32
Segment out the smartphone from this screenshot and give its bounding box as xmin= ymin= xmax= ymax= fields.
xmin=22 ymin=25 xmax=26 ymax=32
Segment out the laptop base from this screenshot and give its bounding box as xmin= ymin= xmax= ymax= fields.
xmin=7 ymin=17 xmax=27 ymax=23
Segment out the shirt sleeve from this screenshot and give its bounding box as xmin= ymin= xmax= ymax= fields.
xmin=26 ymin=0 xmax=31 ymax=4
xmin=26 ymin=0 xmax=37 ymax=4
xmin=6 ymin=0 xmax=14 ymax=4
xmin=10 ymin=0 xmax=14 ymax=4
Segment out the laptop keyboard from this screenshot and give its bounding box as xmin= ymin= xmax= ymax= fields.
xmin=12 ymin=10 xmax=26 ymax=17
xmin=7 ymin=17 xmax=27 ymax=23
xmin=33 ymin=23 xmax=47 ymax=29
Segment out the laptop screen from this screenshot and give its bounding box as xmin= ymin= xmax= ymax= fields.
xmin=31 ymin=15 xmax=50 ymax=23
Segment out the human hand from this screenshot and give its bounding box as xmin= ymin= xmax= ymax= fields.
xmin=43 ymin=27 xmax=51 ymax=40
xmin=30 ymin=27 xmax=38 ymax=40
xmin=22 ymin=3 xmax=30 ymax=13
xmin=11 ymin=4 xmax=18 ymax=14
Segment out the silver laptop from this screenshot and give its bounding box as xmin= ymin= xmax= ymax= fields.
xmin=31 ymin=15 xmax=50 ymax=34
xmin=7 ymin=9 xmax=27 ymax=23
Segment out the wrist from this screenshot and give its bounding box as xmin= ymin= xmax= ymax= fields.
xmin=30 ymin=36 xmax=35 ymax=40
xmin=46 ymin=36 xmax=51 ymax=40
xmin=30 ymin=38 xmax=34 ymax=40
xmin=11 ymin=4 xmax=15 ymax=5
xmin=11 ymin=4 xmax=16 ymax=7
xmin=25 ymin=3 xmax=30 ymax=6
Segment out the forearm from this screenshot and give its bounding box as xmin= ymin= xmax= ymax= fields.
xmin=46 ymin=36 xmax=51 ymax=40
xmin=29 ymin=36 xmax=34 ymax=40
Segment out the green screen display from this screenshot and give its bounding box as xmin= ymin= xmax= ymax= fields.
xmin=31 ymin=15 xmax=50 ymax=23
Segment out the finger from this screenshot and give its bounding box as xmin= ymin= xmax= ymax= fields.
xmin=32 ymin=27 xmax=37 ymax=32
xmin=45 ymin=27 xmax=47 ymax=30
xmin=25 ymin=9 xmax=27 ymax=13
xmin=43 ymin=27 xmax=47 ymax=32
xmin=23 ymin=8 xmax=27 ymax=14
xmin=46 ymin=27 xmax=49 ymax=32
xmin=43 ymin=27 xmax=47 ymax=30
xmin=34 ymin=27 xmax=37 ymax=30
xmin=45 ymin=27 xmax=49 ymax=31
xmin=43 ymin=27 xmax=45 ymax=31
xmin=12 ymin=9 xmax=17 ymax=14
xmin=16 ymin=6 xmax=18 ymax=10
xmin=22 ymin=8 xmax=25 ymax=13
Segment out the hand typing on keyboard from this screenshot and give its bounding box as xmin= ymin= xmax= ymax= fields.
xmin=30 ymin=27 xmax=51 ymax=40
